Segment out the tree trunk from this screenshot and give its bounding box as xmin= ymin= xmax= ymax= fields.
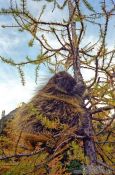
xmin=68 ymin=0 xmax=97 ymax=164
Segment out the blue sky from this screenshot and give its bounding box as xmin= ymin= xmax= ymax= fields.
xmin=0 ymin=0 xmax=114 ymax=116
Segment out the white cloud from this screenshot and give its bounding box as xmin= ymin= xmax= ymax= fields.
xmin=0 ymin=76 xmax=37 ymax=118
xmin=0 ymin=33 xmax=20 ymax=53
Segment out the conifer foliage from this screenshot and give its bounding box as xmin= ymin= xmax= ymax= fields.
xmin=0 ymin=0 xmax=115 ymax=174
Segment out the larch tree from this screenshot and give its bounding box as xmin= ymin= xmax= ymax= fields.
xmin=0 ymin=0 xmax=115 ymax=174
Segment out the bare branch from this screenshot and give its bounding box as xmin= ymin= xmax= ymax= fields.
xmin=91 ymin=106 xmax=115 ymax=114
